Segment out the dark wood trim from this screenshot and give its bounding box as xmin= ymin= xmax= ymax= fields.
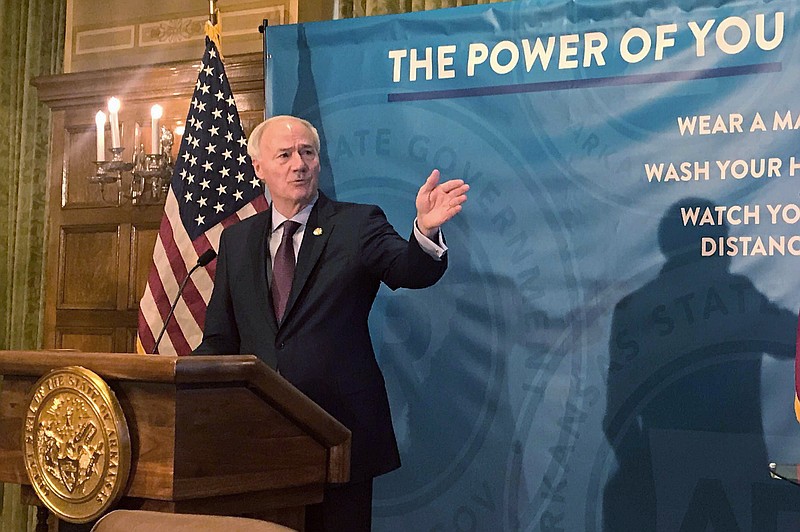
xmin=33 ymin=53 xmax=263 ymax=110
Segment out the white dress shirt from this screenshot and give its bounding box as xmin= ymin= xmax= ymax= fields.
xmin=268 ymin=196 xmax=447 ymax=280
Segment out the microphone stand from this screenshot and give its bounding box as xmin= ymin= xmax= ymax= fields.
xmin=152 ymin=249 xmax=216 ymax=354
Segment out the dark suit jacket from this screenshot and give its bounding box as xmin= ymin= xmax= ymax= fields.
xmin=195 ymin=192 xmax=447 ymax=481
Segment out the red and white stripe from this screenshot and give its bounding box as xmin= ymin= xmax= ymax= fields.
xmin=137 ymin=189 xmax=268 ymax=355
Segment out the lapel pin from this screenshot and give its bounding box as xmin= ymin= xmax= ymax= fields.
xmin=313 ymin=227 xmax=323 ymax=236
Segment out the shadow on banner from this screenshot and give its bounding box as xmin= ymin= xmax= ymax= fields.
xmin=604 ymin=197 xmax=800 ymax=531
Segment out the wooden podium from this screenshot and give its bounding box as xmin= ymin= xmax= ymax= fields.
xmin=0 ymin=350 xmax=351 ymax=531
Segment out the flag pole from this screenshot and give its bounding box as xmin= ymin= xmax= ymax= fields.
xmin=206 ymin=0 xmax=223 ymax=57
xmin=259 ymin=20 xmax=269 ymax=121
xmin=209 ymin=0 xmax=217 ymax=26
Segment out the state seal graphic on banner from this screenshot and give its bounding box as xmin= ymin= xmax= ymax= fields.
xmin=22 ymin=366 xmax=131 ymax=523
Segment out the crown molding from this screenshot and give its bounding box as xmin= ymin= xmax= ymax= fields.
xmin=34 ymin=52 xmax=263 ymax=110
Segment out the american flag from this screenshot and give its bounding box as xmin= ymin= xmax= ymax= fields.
xmin=137 ymin=36 xmax=268 ymax=355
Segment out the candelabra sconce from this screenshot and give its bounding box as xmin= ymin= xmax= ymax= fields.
xmin=89 ymin=147 xmax=134 ymax=205
xmin=88 ymin=126 xmax=174 ymax=206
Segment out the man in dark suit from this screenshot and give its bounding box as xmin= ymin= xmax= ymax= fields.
xmin=195 ymin=115 xmax=469 ymax=531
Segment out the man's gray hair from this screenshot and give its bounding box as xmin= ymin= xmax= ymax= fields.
xmin=247 ymin=115 xmax=321 ymax=161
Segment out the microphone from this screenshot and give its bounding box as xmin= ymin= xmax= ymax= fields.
xmin=152 ymin=249 xmax=217 ymax=354
xmin=195 ymin=249 xmax=218 ymax=267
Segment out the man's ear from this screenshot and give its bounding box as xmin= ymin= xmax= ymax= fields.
xmin=251 ymin=158 xmax=262 ymax=177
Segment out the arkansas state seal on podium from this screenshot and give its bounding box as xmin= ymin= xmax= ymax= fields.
xmin=22 ymin=366 xmax=131 ymax=523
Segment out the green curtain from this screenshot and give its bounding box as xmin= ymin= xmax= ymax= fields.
xmin=340 ymin=0 xmax=499 ymax=19
xmin=0 ymin=0 xmax=66 ymax=531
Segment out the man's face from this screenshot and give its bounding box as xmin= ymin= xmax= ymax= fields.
xmin=252 ymin=118 xmax=320 ymax=215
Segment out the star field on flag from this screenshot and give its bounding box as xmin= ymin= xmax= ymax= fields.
xmin=174 ymin=40 xmax=263 ymax=240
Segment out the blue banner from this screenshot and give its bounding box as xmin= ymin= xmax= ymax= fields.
xmin=265 ymin=1 xmax=800 ymax=529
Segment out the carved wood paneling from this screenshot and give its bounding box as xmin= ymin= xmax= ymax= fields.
xmin=59 ymin=226 xmax=120 ymax=309
xmin=127 ymin=328 xmax=140 ymax=353
xmin=35 ymin=53 xmax=264 ymax=352
xmin=57 ymin=329 xmax=115 ymax=352
xmin=63 ymin=124 xmax=105 ymax=207
xmin=129 ymin=225 xmax=160 ymax=310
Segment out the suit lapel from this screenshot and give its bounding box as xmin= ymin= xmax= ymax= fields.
xmin=248 ymin=208 xmax=279 ymax=334
xmin=282 ymin=193 xmax=335 ymax=324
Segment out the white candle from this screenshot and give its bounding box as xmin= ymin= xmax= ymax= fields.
xmin=95 ymin=111 xmax=106 ymax=161
xmin=150 ymin=104 xmax=163 ymax=154
xmin=107 ymin=97 xmax=121 ymax=149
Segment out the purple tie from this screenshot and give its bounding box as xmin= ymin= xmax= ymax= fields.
xmin=272 ymin=220 xmax=301 ymax=322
